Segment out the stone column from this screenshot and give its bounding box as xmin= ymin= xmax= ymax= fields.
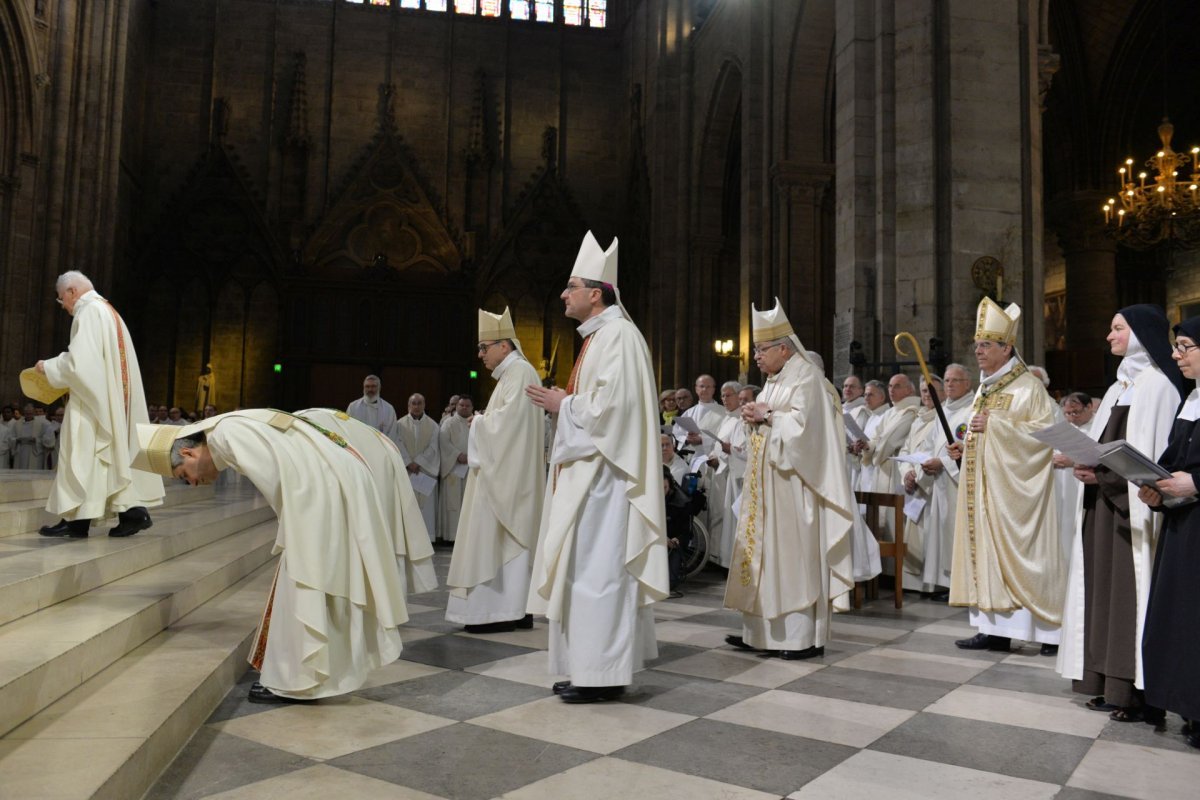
xmin=773 ymin=163 xmax=833 ymax=363
xmin=1049 ymin=191 xmax=1118 ymax=357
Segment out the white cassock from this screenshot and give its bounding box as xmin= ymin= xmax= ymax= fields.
xmin=346 ymin=395 xmax=398 ymax=434
xmin=861 ymin=396 xmax=920 ymax=539
xmin=842 ymin=397 xmax=869 ymax=491
xmin=390 ymin=414 xmax=440 ymax=541
xmin=295 ymin=409 xmax=437 ymax=595
xmin=675 ymin=400 xmax=728 ymax=537
xmin=724 ymin=353 xmax=854 ymax=650
xmin=898 ymin=407 xmax=939 ymax=591
xmin=438 ymin=413 xmax=470 ymax=543
xmin=0 ymin=423 xmax=13 ymax=469
xmin=907 ymin=393 xmax=973 ymax=591
xmin=1058 ymin=365 xmax=1177 ymax=687
xmin=42 ymin=290 xmax=164 ymax=519
xmin=853 ymin=406 xmax=888 ymax=495
xmin=45 ymin=420 xmax=61 ymax=469
xmin=528 ymin=305 xmax=669 ymax=686
xmin=446 ymin=352 xmax=545 ymax=625
xmin=709 ymin=412 xmax=746 ymax=568
xmin=10 ymin=417 xmax=55 ymax=470
xmin=194 ymin=412 xmax=409 ymax=699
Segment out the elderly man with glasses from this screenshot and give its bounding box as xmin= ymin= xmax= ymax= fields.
xmin=34 ymin=270 xmax=164 ymax=538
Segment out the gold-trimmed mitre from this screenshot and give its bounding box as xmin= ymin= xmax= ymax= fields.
xmin=570 ymin=230 xmax=619 ymax=288
xmin=751 ymin=297 xmax=796 ymax=344
xmin=20 ymin=368 xmax=67 ymax=406
xmin=975 ymin=297 xmax=1021 ymax=345
xmin=132 ymin=423 xmax=185 ymax=477
xmin=478 ymin=306 xmax=525 ymax=356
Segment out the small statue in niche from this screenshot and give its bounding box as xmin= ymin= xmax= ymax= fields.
xmin=195 ymin=363 xmax=216 ymax=415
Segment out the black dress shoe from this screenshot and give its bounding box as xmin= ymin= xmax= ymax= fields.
xmin=552 ymin=680 xmax=571 ymax=695
xmin=464 ymin=620 xmax=518 ymax=634
xmin=725 ymin=634 xmax=757 ymax=651
xmin=248 ymin=681 xmax=315 ymax=704
xmin=559 ymin=685 xmax=625 ymax=704
xmin=1039 ymin=644 xmax=1059 ymax=656
xmin=109 ymin=508 xmax=152 ymax=538
xmin=777 ymin=646 xmax=824 ymax=661
xmin=955 ymin=632 xmax=1011 ymax=651
xmin=39 ymin=518 xmax=91 ymax=538
xmin=514 ymin=614 xmax=534 ymax=630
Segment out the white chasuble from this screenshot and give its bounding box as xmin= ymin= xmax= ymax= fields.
xmin=295 ymin=409 xmax=437 ymax=594
xmin=723 ymin=353 xmax=854 ymax=650
xmin=42 ymin=291 xmax=164 ymax=519
xmin=528 ymin=306 xmax=669 ymax=686
xmin=390 ymin=413 xmax=440 ymax=541
xmin=437 ymin=413 xmax=470 ymax=542
xmin=446 ymin=353 xmax=545 ymax=624
xmin=202 ymin=412 xmax=408 ymax=699
xmin=950 ymin=359 xmax=1066 ymax=643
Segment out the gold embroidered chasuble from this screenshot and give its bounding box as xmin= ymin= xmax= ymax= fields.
xmin=724 ymin=353 xmax=854 ymax=618
xmin=949 ymin=361 xmax=1066 ymax=623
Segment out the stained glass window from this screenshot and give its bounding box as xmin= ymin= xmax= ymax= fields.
xmin=534 ymin=0 xmax=554 ymax=23
xmin=480 ymin=0 xmax=501 ymax=17
xmin=400 ymin=0 xmax=421 ymax=8
xmin=426 ymin=0 xmax=447 ymax=10
xmin=563 ymin=0 xmax=582 ymax=25
xmin=369 ymin=0 xmax=390 ymax=6
xmin=510 ymin=0 xmax=531 ymax=20
xmin=588 ymin=0 xmax=606 ymax=27
xmin=455 ymin=0 xmax=476 ymax=14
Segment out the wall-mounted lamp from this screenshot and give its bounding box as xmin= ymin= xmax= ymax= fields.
xmin=713 ymin=339 xmax=739 ymax=358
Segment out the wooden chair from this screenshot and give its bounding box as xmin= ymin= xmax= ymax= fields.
xmin=852 ymin=491 xmax=905 ymax=609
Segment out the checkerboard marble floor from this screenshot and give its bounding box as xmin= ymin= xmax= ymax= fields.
xmin=148 ymin=551 xmax=1200 ymax=800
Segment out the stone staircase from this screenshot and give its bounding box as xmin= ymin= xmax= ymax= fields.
xmin=0 ymin=471 xmax=279 ymax=799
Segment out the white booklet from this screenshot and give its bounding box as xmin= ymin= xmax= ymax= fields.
xmin=673 ymin=416 xmax=702 ymax=435
xmin=1030 ymin=421 xmax=1104 ymax=466
xmin=410 ymin=471 xmax=437 ymax=497
xmin=843 ymin=412 xmax=867 ymax=443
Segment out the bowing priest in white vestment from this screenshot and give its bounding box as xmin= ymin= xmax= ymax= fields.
xmin=904 ymin=364 xmax=974 ymax=594
xmin=346 ymin=374 xmax=398 ymax=433
xmin=445 ymin=308 xmax=545 ymax=633
xmin=294 ymin=408 xmax=437 ymax=595
xmin=948 ymin=298 xmax=1065 ymax=653
xmin=35 ymin=271 xmax=164 ymax=538
xmin=389 ymin=394 xmax=441 ymax=542
xmin=1058 ymin=305 xmax=1182 ymax=717
xmin=525 ymin=231 xmax=669 ymax=704
xmin=134 ymin=410 xmax=409 ymax=703
xmin=723 ymin=299 xmax=854 ymax=660
xmin=437 ymin=396 xmax=473 ymax=544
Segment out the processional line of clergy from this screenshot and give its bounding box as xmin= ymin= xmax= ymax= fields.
xmin=14 ymin=244 xmax=1199 ymax=740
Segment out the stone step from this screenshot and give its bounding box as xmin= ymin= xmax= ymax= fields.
xmin=0 ymin=481 xmax=215 ymax=539
xmin=0 ymin=471 xmax=57 ymax=503
xmin=0 ymin=489 xmax=274 ymax=628
xmin=0 ymin=517 xmax=278 ymax=740
xmin=0 ymin=561 xmax=276 ymax=800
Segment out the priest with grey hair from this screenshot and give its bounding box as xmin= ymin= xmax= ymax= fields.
xmin=34 ymin=270 xmax=164 ymax=538
xmin=724 ymin=299 xmax=854 ymax=659
xmin=445 ymin=308 xmax=545 ymax=634
xmin=347 ymin=374 xmax=397 ymax=433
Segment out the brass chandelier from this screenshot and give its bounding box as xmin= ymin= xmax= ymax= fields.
xmin=1103 ymin=117 xmax=1200 ymax=249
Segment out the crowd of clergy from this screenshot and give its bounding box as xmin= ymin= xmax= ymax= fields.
xmin=14 ymin=246 xmax=1200 ymax=741
xmin=0 ymin=402 xmax=63 ymax=469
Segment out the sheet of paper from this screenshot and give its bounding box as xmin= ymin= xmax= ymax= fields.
xmin=672 ymin=416 xmax=701 ymax=435
xmin=1030 ymin=421 xmax=1103 ymax=466
xmin=452 ymin=462 xmax=468 ymax=480
xmin=410 ymin=471 xmax=437 ymax=497
xmin=890 ymin=451 xmax=931 ymax=466
xmin=689 ymin=454 xmax=710 ymax=473
xmin=843 ymin=412 xmax=867 ymax=442
xmin=903 ymin=494 xmax=926 ymax=523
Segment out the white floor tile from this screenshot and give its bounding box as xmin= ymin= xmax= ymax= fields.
xmin=925 ymin=684 xmax=1108 ymax=738
xmin=707 ymin=689 xmax=914 ymax=748
xmin=1067 ymin=739 xmax=1200 ymax=799
xmin=500 ymin=756 xmax=779 ymax=800
xmin=469 ymin=695 xmax=693 ymax=754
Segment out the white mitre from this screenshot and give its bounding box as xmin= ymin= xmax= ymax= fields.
xmin=751 ymin=297 xmax=809 ymax=363
xmin=570 ymin=230 xmax=630 ymax=320
xmin=479 ymin=306 xmax=526 ymax=358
